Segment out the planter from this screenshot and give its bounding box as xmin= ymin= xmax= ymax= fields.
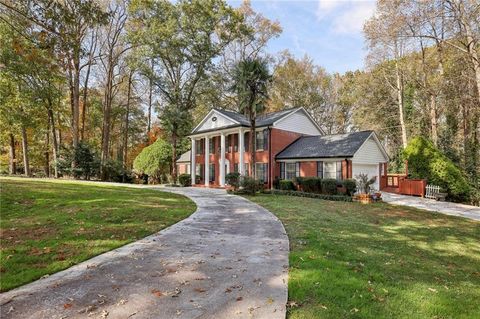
xmin=354 ymin=193 xmax=373 ymax=204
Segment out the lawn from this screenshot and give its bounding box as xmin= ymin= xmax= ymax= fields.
xmin=245 ymin=194 xmax=480 ymax=319
xmin=0 ymin=177 xmax=196 ymax=292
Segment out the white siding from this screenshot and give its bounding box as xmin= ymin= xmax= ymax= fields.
xmin=352 ymin=136 xmax=388 ymax=164
xmin=195 ymin=111 xmax=236 ymax=132
xmin=273 ymin=109 xmax=322 ymax=135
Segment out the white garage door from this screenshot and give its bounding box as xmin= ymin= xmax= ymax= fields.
xmin=352 ymin=164 xmax=379 ymax=191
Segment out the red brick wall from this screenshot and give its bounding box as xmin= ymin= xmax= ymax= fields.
xmin=300 ymin=161 xmax=317 ymax=177
xmin=270 ymin=128 xmax=303 ymax=186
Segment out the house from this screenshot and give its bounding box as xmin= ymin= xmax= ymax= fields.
xmin=176 ymin=150 xmax=191 ymax=175
xmin=178 ymin=107 xmax=389 ymax=190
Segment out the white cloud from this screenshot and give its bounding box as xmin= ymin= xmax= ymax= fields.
xmin=316 ymin=0 xmax=376 ymax=34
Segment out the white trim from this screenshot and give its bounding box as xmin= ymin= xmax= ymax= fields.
xmin=353 ymin=132 xmax=389 ymax=162
xmin=273 ymin=107 xmax=325 ymax=135
xmin=277 ymin=157 xmax=350 ymax=163
xmin=191 ymin=109 xmax=240 ymax=134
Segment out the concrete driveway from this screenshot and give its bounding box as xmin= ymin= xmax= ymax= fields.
xmin=0 ymin=187 xmax=289 ymax=319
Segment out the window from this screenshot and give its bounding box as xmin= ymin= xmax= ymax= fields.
xmin=226 ymin=135 xmax=231 ymax=152
xmin=234 ymin=163 xmax=239 ymax=173
xmin=196 ymin=164 xmax=204 ymax=180
xmin=196 ymin=139 xmax=203 ymax=155
xmin=244 ymin=132 xmax=249 ymax=151
xmin=324 ymin=161 xmax=342 ymax=180
xmin=209 ymin=137 xmax=215 ymax=154
xmin=280 ymin=162 xmax=285 ymax=180
xmin=285 ymin=162 xmax=299 ymax=180
xmin=209 ymin=164 xmax=215 ymax=182
xmin=256 ymin=163 xmax=268 ymax=183
xmin=244 ymin=163 xmax=249 ymax=176
xmin=255 ymin=129 xmax=268 ymax=151
xmin=317 ymin=161 xmax=323 ymax=178
xmin=233 ymin=134 xmax=238 ymax=152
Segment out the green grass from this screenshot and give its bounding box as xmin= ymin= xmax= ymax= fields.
xmin=245 ymin=194 xmax=480 ymax=319
xmin=0 ymin=177 xmax=196 ymax=292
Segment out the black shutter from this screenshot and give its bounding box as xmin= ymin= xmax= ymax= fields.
xmin=317 ymin=161 xmax=323 ymax=178
xmin=245 ymin=132 xmax=249 ymax=151
xmin=280 ymin=162 xmax=285 ymax=180
xmin=295 ymin=162 xmax=300 ymax=177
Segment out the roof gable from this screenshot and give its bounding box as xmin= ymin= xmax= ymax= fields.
xmin=192 ymin=109 xmax=240 ymax=133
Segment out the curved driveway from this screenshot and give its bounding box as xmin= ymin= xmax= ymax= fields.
xmin=0 ymin=187 xmax=289 ymax=319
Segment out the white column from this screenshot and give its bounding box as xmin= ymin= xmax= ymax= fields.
xmin=191 ymin=138 xmax=196 ymax=185
xmin=238 ymin=128 xmax=245 ymax=176
xmin=220 ymin=133 xmax=226 ymax=186
xmin=204 ymin=136 xmax=209 ymax=186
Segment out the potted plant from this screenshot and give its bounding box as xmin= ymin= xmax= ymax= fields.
xmin=354 ymin=174 xmax=377 ymax=204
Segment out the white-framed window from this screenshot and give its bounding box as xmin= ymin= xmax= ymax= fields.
xmin=244 ymin=163 xmax=249 ymax=176
xmin=196 ymin=164 xmax=204 ymax=180
xmin=209 ymin=164 xmax=215 ymax=182
xmin=324 ymin=161 xmax=342 ymax=180
xmin=255 ymin=129 xmax=268 ymax=151
xmin=285 ymin=162 xmax=299 ymax=180
xmin=256 ymin=163 xmax=268 ymax=183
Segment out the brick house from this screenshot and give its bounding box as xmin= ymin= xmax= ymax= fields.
xmin=178 ymin=107 xmax=389 ymax=190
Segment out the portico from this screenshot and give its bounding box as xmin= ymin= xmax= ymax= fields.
xmin=190 ymin=127 xmax=246 ymax=187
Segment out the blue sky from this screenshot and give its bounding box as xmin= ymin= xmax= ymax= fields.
xmin=227 ymin=0 xmax=377 ymax=74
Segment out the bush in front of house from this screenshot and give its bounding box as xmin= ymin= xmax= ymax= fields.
xmin=270 ymin=189 xmax=352 ymax=202
xmin=403 ymin=136 xmax=472 ymax=201
xmin=279 ymin=180 xmax=296 ymax=191
xmin=301 ymin=177 xmax=322 ymax=193
xmin=321 ymin=179 xmax=338 ymax=195
xmin=273 ymin=177 xmax=281 ymax=189
xmin=226 ymin=172 xmax=241 ymax=190
xmin=179 ymin=173 xmax=191 ymax=186
xmin=240 ymin=176 xmax=263 ymax=195
xmin=342 ymin=179 xmax=357 ymax=196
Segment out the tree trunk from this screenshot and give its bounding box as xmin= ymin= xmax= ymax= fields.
xmin=81 ymin=61 xmax=92 ymax=141
xmin=430 ymin=93 xmax=438 ymax=146
xmin=72 ymin=55 xmax=81 ymax=149
xmin=395 ymin=59 xmax=408 ymax=148
xmin=57 ymin=112 xmax=62 ymax=146
xmin=44 ymin=130 xmax=50 ymax=177
xmin=147 ymin=69 xmax=153 ymax=136
xmin=48 ymin=106 xmax=59 ymax=178
xmin=21 ymin=125 xmax=30 ymax=177
xmin=100 ymin=56 xmax=115 ymax=180
xmin=123 ymin=71 xmax=133 ymax=181
xmin=8 ymin=133 xmax=16 ymax=175
xmin=171 ymin=131 xmax=178 ymax=183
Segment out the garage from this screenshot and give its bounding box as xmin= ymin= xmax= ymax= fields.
xmin=352 ymin=163 xmax=380 ymax=191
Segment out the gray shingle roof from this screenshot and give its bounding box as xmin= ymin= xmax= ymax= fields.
xmin=176 ymin=150 xmax=191 ymax=163
xmin=212 ymin=107 xmax=300 ymax=128
xmin=275 ymin=131 xmax=374 ymax=159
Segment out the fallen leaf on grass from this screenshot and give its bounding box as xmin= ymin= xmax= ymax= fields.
xmin=320 ymin=305 xmax=327 ymax=310
xmin=286 ymin=301 xmax=299 ymax=308
xmin=428 ymin=288 xmax=437 ymax=293
xmin=351 ymin=307 xmax=359 ymax=313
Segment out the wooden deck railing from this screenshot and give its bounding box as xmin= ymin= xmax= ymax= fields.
xmin=380 ymin=174 xmax=426 ymax=197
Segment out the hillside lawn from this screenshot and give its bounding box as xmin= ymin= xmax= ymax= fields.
xmin=245 ymin=194 xmax=480 ymax=319
xmin=0 ymin=177 xmax=196 ymax=292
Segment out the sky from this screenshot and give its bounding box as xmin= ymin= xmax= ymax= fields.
xmin=227 ymin=0 xmax=377 ymax=74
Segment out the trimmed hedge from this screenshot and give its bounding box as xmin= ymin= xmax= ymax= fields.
xmin=342 ymin=179 xmax=357 ymax=195
xmin=403 ymin=136 xmax=472 ymax=201
xmin=241 ymin=176 xmax=263 ymax=195
xmin=279 ymin=180 xmax=296 ymax=190
xmin=269 ymin=189 xmax=352 ymax=202
xmin=321 ymin=179 xmax=338 ymax=195
xmin=226 ymin=172 xmax=241 ymax=190
xmin=301 ymin=177 xmax=322 ymax=193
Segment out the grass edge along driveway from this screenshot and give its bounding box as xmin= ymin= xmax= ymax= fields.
xmin=245 ymin=193 xmax=480 ymax=319
xmin=0 ymin=177 xmax=196 ymax=292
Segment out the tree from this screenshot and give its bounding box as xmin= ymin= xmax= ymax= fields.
xmin=129 ymin=0 xmax=244 ymax=182
xmin=231 ymin=58 xmax=271 ymax=178
xmin=133 ymin=137 xmax=172 ymax=183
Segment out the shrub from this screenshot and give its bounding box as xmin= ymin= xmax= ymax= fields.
xmin=294 ymin=176 xmax=305 ymax=188
xmin=302 ymin=177 xmax=322 ymax=193
xmin=321 ymin=179 xmax=338 ymax=195
xmin=103 ymin=159 xmax=132 ymax=183
xmin=342 ymin=179 xmax=357 ymax=196
xmin=355 ymin=173 xmax=376 ymax=194
xmin=240 ymin=176 xmax=263 ymax=195
xmin=403 ymin=136 xmax=472 ymax=201
xmin=178 ymin=173 xmax=191 ymax=187
xmin=133 ymin=138 xmax=172 ymax=183
xmin=273 ymin=177 xmax=280 ymax=189
xmin=57 ymin=142 xmax=100 ymax=180
xmin=269 ymin=189 xmax=352 ymax=202
xmin=279 ymin=180 xmax=296 ymax=191
xmin=226 ymin=172 xmax=241 ymax=190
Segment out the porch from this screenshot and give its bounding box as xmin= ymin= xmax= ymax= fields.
xmin=379 ymin=163 xmax=427 ymax=197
